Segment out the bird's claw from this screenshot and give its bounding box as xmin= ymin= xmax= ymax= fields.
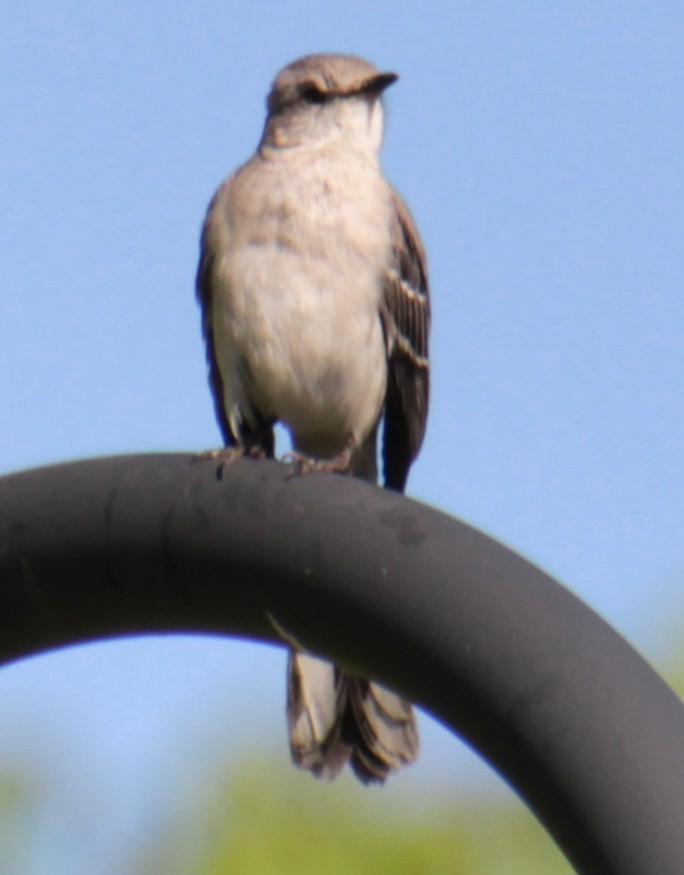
xmin=282 ymin=448 xmax=353 ymax=480
xmin=192 ymin=446 xmax=265 ymax=480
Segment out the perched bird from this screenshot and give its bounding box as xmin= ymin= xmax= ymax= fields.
xmin=196 ymin=54 xmax=430 ymax=784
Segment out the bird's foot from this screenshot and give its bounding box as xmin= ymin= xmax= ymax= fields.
xmin=193 ymin=446 xmax=265 ymax=480
xmin=283 ymin=445 xmax=353 ymax=480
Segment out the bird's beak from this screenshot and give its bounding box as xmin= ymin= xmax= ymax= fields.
xmin=361 ymin=72 xmax=399 ymax=95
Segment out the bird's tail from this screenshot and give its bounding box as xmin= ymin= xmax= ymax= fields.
xmin=286 ymin=651 xmax=418 ymax=784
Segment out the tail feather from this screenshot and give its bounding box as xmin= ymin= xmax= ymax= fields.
xmin=287 ymin=652 xmax=351 ymax=779
xmin=287 ymin=651 xmax=418 ymax=785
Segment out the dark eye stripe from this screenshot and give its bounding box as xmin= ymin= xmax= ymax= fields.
xmin=300 ymin=85 xmax=327 ymax=104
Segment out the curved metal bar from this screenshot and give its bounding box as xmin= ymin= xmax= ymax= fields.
xmin=0 ymin=454 xmax=683 ymax=873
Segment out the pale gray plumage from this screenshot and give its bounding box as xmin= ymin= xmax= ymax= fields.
xmin=196 ymin=53 xmax=429 ymax=784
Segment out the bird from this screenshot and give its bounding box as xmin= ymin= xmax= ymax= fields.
xmin=196 ymin=53 xmax=430 ymax=784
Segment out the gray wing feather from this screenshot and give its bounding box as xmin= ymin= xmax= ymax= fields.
xmin=196 ymin=178 xmax=236 ymax=445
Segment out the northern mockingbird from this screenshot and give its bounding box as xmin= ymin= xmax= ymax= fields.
xmin=196 ymin=54 xmax=430 ymax=784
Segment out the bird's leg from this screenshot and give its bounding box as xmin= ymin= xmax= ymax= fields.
xmin=283 ymin=440 xmax=355 ymax=480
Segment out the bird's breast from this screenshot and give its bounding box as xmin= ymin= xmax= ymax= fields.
xmin=212 ymin=153 xmax=392 ymax=445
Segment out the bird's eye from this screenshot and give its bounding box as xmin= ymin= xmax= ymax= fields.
xmin=300 ymin=84 xmax=327 ymax=104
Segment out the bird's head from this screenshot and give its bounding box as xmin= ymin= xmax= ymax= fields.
xmin=260 ymin=54 xmax=397 ymax=155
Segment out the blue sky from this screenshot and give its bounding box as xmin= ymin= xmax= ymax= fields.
xmin=1 ymin=2 xmax=683 ymax=871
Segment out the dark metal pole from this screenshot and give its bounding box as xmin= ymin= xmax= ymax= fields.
xmin=0 ymin=453 xmax=683 ymax=873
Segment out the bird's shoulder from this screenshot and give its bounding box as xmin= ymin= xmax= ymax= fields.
xmin=388 ymin=188 xmax=429 ymax=299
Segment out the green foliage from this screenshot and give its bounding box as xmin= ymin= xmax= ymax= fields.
xmin=0 ymin=770 xmax=41 ymax=875
xmin=137 ymin=757 xmax=570 ymax=875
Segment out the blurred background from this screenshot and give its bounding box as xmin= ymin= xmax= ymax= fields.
xmin=1 ymin=2 xmax=683 ymax=872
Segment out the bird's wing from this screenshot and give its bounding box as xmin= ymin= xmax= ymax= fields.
xmin=381 ymin=188 xmax=430 ymax=492
xmin=196 ymin=177 xmax=236 ymax=445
